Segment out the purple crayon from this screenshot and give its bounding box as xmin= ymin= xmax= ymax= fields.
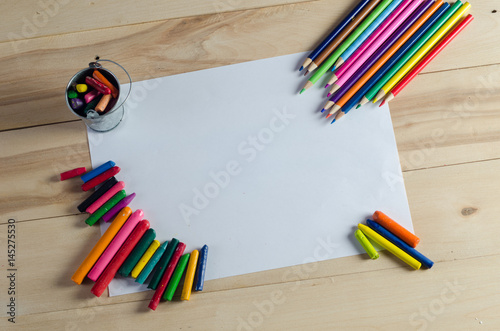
xmin=102 ymin=193 xmax=136 ymax=223
xmin=325 ymin=0 xmax=433 ymax=106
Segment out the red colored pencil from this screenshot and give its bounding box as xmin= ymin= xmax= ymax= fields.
xmin=381 ymin=14 xmax=474 ymax=106
xmin=91 ymin=220 xmax=150 ymax=297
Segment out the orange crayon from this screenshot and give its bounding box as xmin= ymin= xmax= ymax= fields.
xmin=93 ymin=70 xmax=119 ymax=98
xmin=372 ymin=211 xmax=420 ymax=248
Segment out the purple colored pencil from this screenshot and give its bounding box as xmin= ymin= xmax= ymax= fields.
xmin=102 ymin=193 xmax=136 ymax=223
xmin=327 ymin=0 xmax=433 ymax=104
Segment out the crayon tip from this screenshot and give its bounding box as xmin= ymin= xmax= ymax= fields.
xmin=379 ymin=100 xmax=386 ymax=107
xmin=321 ymin=108 xmax=325 ymax=113
xmin=299 ymin=66 xmax=303 ymax=71
xmin=303 ymin=70 xmax=309 ymax=76
xmin=299 ymin=88 xmax=305 ymax=94
xmin=356 ymin=104 xmax=361 ymax=109
xmin=327 ymin=93 xmax=331 ymax=97
xmin=325 ymin=113 xmax=332 ymax=119
xmin=325 ymin=84 xmax=330 ymax=89
xmin=330 ymin=119 xmax=336 ymax=124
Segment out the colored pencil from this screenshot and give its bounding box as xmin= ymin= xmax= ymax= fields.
xmin=333 ymin=0 xmax=404 ymax=71
xmin=382 ymin=14 xmax=474 ymax=106
xmin=299 ymin=0 xmax=371 ymax=71
xmin=362 ymin=1 xmax=463 ymax=103
xmin=358 ymin=224 xmax=421 ymax=269
xmin=305 ymin=0 xmax=382 ymax=75
xmin=326 ymin=0 xmax=412 ymax=89
xmin=375 ymin=1 xmax=471 ymax=101
xmin=322 ymin=0 xmax=437 ymax=115
xmin=338 ymin=1 xmax=448 ymax=117
xmin=366 ymin=220 xmax=434 ymax=268
xmin=300 ymin=0 xmax=391 ymax=92
xmin=327 ymin=0 xmax=422 ymax=95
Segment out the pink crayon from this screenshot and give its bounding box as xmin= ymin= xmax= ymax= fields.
xmin=86 ymin=181 xmax=125 ymax=214
xmin=102 ymin=193 xmax=136 ymax=223
xmin=84 ymin=90 xmax=102 ymax=103
xmin=87 ymin=209 xmax=144 ymax=281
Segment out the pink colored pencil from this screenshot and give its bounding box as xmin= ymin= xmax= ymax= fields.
xmin=87 ymin=209 xmax=143 ymax=281
xmin=86 ymin=181 xmax=125 ymax=214
xmin=329 ymin=0 xmax=422 ymax=91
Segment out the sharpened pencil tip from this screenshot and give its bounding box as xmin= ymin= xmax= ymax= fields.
xmin=331 ymin=66 xmax=336 ymax=72
xmin=325 ymin=84 xmax=329 ymax=88
xmin=299 ymin=66 xmax=303 ymax=71
xmin=303 ymin=70 xmax=309 ymax=76
xmin=373 ymin=98 xmax=377 ymax=103
xmin=330 ymin=119 xmax=336 ymax=124
xmin=327 ymin=93 xmax=331 ymax=97
xmin=299 ymin=88 xmax=305 ymax=94
xmin=356 ymin=104 xmax=361 ymax=109
xmin=321 ymin=108 xmax=325 ymax=113
xmin=379 ymin=100 xmax=385 ymax=107
xmin=326 ymin=113 xmax=331 ymax=119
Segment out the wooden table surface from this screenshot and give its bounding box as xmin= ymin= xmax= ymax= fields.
xmin=1 ymin=0 xmax=499 ymax=329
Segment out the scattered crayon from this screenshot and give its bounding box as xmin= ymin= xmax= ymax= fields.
xmin=81 ymin=166 xmax=121 ymax=191
xmin=181 ymin=250 xmax=199 ymax=301
xmin=131 ymin=240 xmax=161 ymax=279
xmin=372 ymin=211 xmax=420 ymax=247
xmin=164 ymin=253 xmax=190 ymax=301
xmin=60 ymin=167 xmax=86 ymax=181
xmin=87 ymin=209 xmax=143 ymax=281
xmin=354 ymin=229 xmax=379 ymax=259
xmin=148 ymin=238 xmax=179 ymax=290
xmin=136 ymin=241 xmax=168 ymax=284
xmin=77 ymin=177 xmax=118 ymax=212
xmin=76 ymin=84 xmax=88 ymax=93
xmin=101 ymin=192 xmax=135 ymax=222
xmin=148 ymin=242 xmax=186 ymax=310
xmin=118 ymin=228 xmax=156 ymax=277
xmin=85 ymin=76 xmax=111 ymax=95
xmin=71 ymin=207 xmax=132 ymax=284
xmin=93 ymin=70 xmax=119 ymax=98
xmin=86 ymin=181 xmax=125 ymax=214
xmin=195 ymin=244 xmax=209 ymax=291
xmin=91 ymin=220 xmax=150 ymax=297
xmin=81 ymin=160 xmax=116 ymax=183
xmin=84 ymin=190 xmax=126 ymax=226
xmin=367 ymin=220 xmax=434 ymax=268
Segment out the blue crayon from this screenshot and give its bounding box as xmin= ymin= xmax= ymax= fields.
xmin=194 ymin=245 xmax=209 ymax=291
xmin=336 ymin=2 xmax=450 ymax=118
xmin=81 ymin=160 xmax=116 ymax=183
xmin=300 ymin=0 xmax=370 ymax=70
xmin=136 ymin=241 xmax=168 ymax=284
xmin=366 ymin=220 xmax=434 ymax=268
xmin=333 ymin=0 xmax=404 ymax=71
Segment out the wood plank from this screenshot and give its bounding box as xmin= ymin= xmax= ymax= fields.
xmin=2 ymin=254 xmax=499 ymax=329
xmin=1 ymin=157 xmax=500 ymax=316
xmin=1 ymin=0 xmax=498 ymax=131
xmin=0 ymin=0 xmax=313 ymax=43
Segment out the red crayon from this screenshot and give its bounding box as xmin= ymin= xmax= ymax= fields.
xmin=85 ymin=76 xmax=111 ymax=95
xmin=148 ymin=242 xmax=186 ymax=310
xmin=60 ymin=167 xmax=86 ymax=181
xmin=91 ymin=220 xmax=150 ymax=297
xmin=81 ymin=166 xmax=121 ymax=191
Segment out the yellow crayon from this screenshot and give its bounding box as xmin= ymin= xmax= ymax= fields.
xmin=358 ymin=224 xmax=421 ymax=270
xmin=130 ymin=240 xmax=161 ymax=279
xmin=181 ymin=249 xmax=199 ymax=301
xmin=354 ymin=229 xmax=379 ymax=260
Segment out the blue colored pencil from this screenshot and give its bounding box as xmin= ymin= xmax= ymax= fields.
xmin=366 ymin=220 xmax=434 ymax=268
xmin=333 ymin=0 xmax=404 ymax=70
xmin=335 ymin=2 xmax=450 ymax=119
xmin=299 ymin=0 xmax=371 ymax=71
xmin=194 ymin=245 xmax=209 ymax=291
xmin=81 ymin=160 xmax=116 ymax=183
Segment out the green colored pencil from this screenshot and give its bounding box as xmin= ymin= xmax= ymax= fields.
xmin=364 ymin=0 xmax=463 ymax=102
xmin=300 ymin=0 xmax=395 ymax=93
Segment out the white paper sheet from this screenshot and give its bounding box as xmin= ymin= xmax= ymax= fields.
xmin=87 ymin=52 xmax=413 ymax=297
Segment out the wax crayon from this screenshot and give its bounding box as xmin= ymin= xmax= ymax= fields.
xmin=101 ymin=192 xmax=135 ymax=223
xmin=84 ymin=190 xmax=126 ymax=226
xmin=118 ymin=228 xmax=156 ymax=277
xmin=131 ymin=240 xmax=161 ymax=279
xmin=86 ymin=181 xmax=125 ymax=214
xmin=148 ymin=238 xmax=179 ymax=290
xmin=85 ymin=76 xmax=111 ymax=95
xmin=136 ymin=241 xmax=168 ymax=284
xmin=60 ymin=167 xmax=86 ymax=181
xmin=81 ymin=160 xmax=116 ymax=183
xmin=372 ymin=211 xmax=420 ymax=247
xmin=354 ymin=229 xmax=379 ymax=259
xmin=181 ymin=250 xmax=199 ymax=300
xmin=195 ymin=245 xmax=209 ymax=291
xmin=93 ymin=70 xmax=119 ymax=98
xmin=81 ymin=166 xmax=120 ymax=191
xmin=76 ymin=84 xmax=88 ymax=93
xmin=77 ymin=177 xmax=118 ymax=212
xmin=164 ymin=253 xmax=190 ymax=301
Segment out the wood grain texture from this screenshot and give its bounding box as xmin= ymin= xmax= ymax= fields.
xmin=0 ymin=0 xmax=498 ymax=131
xmin=1 ymin=157 xmax=500 ymax=317
xmin=0 ymin=0 xmax=311 ymax=43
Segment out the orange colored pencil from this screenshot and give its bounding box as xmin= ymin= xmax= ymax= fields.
xmin=372 ymin=211 xmax=420 ymax=248
xmin=329 ymin=0 xmax=443 ymax=114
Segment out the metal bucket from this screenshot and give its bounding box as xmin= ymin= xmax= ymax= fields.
xmin=65 ymin=59 xmax=132 ymax=132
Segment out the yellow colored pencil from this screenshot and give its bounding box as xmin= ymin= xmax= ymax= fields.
xmin=376 ymin=2 xmax=471 ymax=99
xmin=358 ymin=224 xmax=421 ymax=270
xmin=181 ymin=249 xmax=200 ymax=301
xmin=130 ymin=240 xmax=161 ymax=279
